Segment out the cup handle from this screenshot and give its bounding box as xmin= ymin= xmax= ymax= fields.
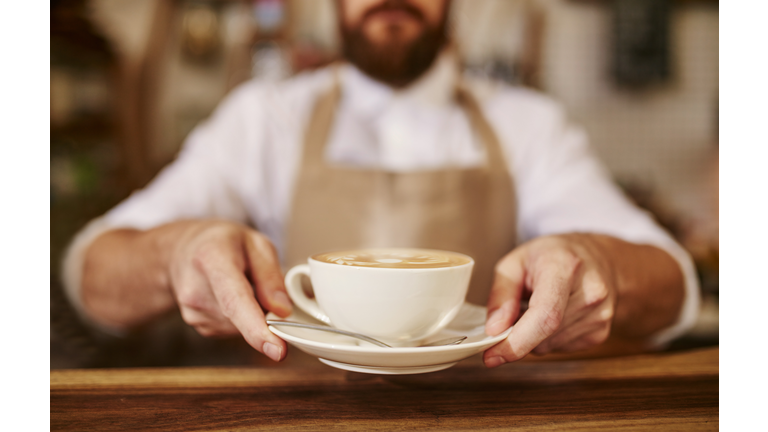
xmin=284 ymin=264 xmax=331 ymax=325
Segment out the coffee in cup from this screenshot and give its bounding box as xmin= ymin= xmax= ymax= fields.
xmin=312 ymin=249 xmax=471 ymax=269
xmin=284 ymin=248 xmax=474 ymax=346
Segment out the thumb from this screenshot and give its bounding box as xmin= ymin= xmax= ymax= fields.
xmin=243 ymin=230 xmax=293 ymax=317
xmin=485 ymin=249 xmax=526 ymax=336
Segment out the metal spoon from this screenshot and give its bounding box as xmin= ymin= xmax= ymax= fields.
xmin=266 ymin=320 xmax=467 ymax=348
xmin=421 ymin=335 xmax=469 ymax=347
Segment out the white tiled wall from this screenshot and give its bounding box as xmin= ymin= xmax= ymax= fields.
xmin=539 ymin=0 xmax=718 ymax=219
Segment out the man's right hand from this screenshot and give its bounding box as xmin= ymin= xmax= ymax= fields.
xmin=82 ymin=220 xmax=292 ymax=362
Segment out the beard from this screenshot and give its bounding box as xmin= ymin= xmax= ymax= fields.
xmin=339 ymin=4 xmax=448 ymax=87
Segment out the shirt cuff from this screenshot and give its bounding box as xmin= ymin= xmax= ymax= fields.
xmin=60 ymin=217 xmax=128 ymax=337
xmin=644 ymin=238 xmax=702 ymax=348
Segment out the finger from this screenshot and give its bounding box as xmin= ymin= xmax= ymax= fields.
xmin=485 ymin=252 xmax=526 ymax=336
xmin=198 ymin=250 xmax=288 ymax=362
xmin=539 ymin=298 xmax=614 ymax=354
xmin=546 ymin=322 xmax=611 ymax=353
xmin=546 ymin=285 xmax=591 ymax=339
xmin=179 ymin=307 xmax=239 ymax=337
xmin=244 ymin=231 xmax=292 ymax=317
xmin=175 ymin=276 xmax=240 ymax=334
xmin=484 ymin=252 xmax=579 ymax=367
xmin=534 ymin=316 xmax=600 ymax=355
xmin=175 ymin=277 xmax=230 ymax=323
xmin=548 ymin=268 xmax=611 ymax=340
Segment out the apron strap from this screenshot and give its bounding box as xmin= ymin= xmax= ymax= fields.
xmin=302 ymin=67 xmax=510 ymax=174
xmin=300 ymin=68 xmax=342 ymax=166
xmin=454 ymin=84 xmax=508 ymax=172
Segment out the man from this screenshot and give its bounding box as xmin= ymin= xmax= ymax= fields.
xmin=63 ymin=0 xmax=699 ymax=367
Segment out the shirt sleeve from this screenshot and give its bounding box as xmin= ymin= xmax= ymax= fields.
xmin=493 ymin=90 xmax=700 ymax=347
xmin=60 ymin=84 xmax=256 ymax=325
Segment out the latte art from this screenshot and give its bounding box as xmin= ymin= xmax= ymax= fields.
xmin=313 ymin=248 xmax=471 ymax=269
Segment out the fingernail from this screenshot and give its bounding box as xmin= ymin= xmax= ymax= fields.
xmin=273 ymin=291 xmax=292 ymax=311
xmin=263 ymin=342 xmax=282 ymax=362
xmin=485 ymin=356 xmax=507 ymax=368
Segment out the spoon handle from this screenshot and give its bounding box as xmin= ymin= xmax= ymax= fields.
xmin=266 ymin=320 xmax=392 ymax=347
xmin=421 ymin=335 xmax=468 ymax=346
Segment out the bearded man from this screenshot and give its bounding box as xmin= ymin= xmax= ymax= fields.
xmin=64 ymin=0 xmax=699 ymax=367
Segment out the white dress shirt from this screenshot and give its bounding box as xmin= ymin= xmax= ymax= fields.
xmin=62 ymin=52 xmax=700 ymax=345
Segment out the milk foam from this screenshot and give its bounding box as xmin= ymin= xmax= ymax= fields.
xmin=313 ymin=248 xmax=471 ymax=269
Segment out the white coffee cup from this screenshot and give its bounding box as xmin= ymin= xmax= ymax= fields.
xmin=284 ymin=248 xmax=474 ymax=346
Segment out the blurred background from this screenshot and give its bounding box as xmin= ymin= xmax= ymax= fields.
xmin=51 ymin=0 xmax=718 ymax=368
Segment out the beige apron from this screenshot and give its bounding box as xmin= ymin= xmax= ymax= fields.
xmin=284 ymin=72 xmax=518 ymax=305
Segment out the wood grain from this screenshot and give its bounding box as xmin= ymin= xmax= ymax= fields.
xmin=50 ymin=347 xmax=718 ymax=431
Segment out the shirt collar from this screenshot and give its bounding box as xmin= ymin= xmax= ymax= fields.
xmin=340 ymin=48 xmax=459 ymax=116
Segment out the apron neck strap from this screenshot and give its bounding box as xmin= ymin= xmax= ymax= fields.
xmin=453 ymin=83 xmax=507 ymax=171
xmin=302 ymin=65 xmax=507 ymax=171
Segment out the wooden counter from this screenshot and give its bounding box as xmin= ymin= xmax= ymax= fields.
xmin=51 ymin=346 xmax=718 ymax=431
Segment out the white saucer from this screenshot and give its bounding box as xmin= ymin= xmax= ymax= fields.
xmin=267 ymin=302 xmax=513 ymax=375
xmin=318 ymin=358 xmax=459 ymax=375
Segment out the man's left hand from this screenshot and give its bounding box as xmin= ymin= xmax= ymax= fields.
xmin=483 ymin=234 xmax=619 ymax=367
